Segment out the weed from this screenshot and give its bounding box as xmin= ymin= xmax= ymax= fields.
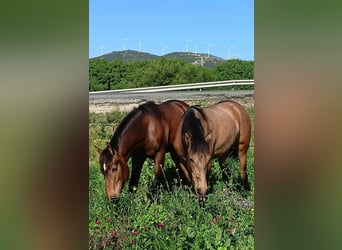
xmin=89 ymin=107 xmax=254 ymax=249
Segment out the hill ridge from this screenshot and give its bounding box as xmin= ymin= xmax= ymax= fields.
xmin=90 ymin=49 xmax=226 ymax=68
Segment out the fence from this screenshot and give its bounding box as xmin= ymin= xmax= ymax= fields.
xmin=89 ymin=79 xmax=254 ymax=94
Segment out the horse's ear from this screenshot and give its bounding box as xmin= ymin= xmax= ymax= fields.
xmin=206 ymin=130 xmax=212 ymax=142
xmin=184 ymin=132 xmax=191 ymax=147
xmin=106 ymin=143 xmax=114 ymax=155
xmin=95 ymin=146 xmax=102 ymax=154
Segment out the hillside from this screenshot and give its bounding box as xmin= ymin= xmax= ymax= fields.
xmin=91 ymin=50 xmax=158 ymax=62
xmin=163 ymin=52 xmax=224 ymax=68
xmin=90 ymin=50 xmax=225 ymax=68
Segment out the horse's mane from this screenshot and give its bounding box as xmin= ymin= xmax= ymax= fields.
xmin=109 ymin=101 xmax=157 ymax=150
xmin=181 ymin=106 xmax=209 ymax=153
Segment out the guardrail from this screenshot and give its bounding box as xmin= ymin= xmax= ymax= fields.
xmin=89 ymin=79 xmax=254 ymax=94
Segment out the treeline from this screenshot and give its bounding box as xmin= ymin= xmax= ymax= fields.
xmin=89 ymin=58 xmax=254 ymax=91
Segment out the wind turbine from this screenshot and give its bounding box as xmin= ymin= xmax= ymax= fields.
xmin=206 ymin=44 xmax=215 ymax=58
xmin=185 ymin=40 xmax=192 ymax=53
xmin=227 ymin=45 xmax=236 ymax=60
xmin=138 ymin=38 xmax=143 ymax=52
xmin=100 ymin=43 xmax=106 ymax=56
xmin=122 ymin=38 xmax=128 ymax=50
xmin=161 ymin=44 xmax=168 ymax=56
xmin=194 ymin=41 xmax=201 ymax=55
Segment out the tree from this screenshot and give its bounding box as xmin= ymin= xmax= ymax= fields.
xmin=213 ymin=59 xmax=254 ymax=80
xmin=89 ymin=57 xmax=253 ymax=91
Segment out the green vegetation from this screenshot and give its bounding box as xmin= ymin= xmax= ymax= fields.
xmin=89 ymin=58 xmax=254 ymax=91
xmin=89 ymin=103 xmax=254 ymax=249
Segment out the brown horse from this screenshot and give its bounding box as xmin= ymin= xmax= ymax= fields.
xmin=96 ymin=100 xmax=189 ymax=201
xmin=173 ymin=100 xmax=251 ymax=198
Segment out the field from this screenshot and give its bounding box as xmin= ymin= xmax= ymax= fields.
xmin=89 ymin=101 xmax=254 ymax=249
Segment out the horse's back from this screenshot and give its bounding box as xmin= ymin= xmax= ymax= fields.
xmin=206 ymin=100 xmax=251 ymax=156
xmin=159 ymin=100 xmax=189 ymax=115
xmin=216 ymin=100 xmax=251 ymax=141
xmin=140 ymin=100 xmax=189 ymax=154
xmin=158 ymin=100 xmax=189 ymax=141
xmin=209 ymin=100 xmax=250 ymax=127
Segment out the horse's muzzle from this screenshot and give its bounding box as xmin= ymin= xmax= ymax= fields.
xmin=199 ymin=196 xmax=207 ymax=202
xmin=198 ymin=196 xmax=207 ymax=207
xmin=196 ymin=187 xmax=207 ymax=197
xmin=110 ymin=197 xmax=120 ymax=203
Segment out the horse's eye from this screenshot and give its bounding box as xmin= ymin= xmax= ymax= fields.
xmin=189 ymin=158 xmax=194 ymax=163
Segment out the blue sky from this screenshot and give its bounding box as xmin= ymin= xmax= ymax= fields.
xmin=89 ymin=0 xmax=254 ymax=60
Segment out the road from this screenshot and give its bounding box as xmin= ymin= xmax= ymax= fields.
xmin=89 ymin=90 xmax=254 ymax=104
xmin=89 ymin=90 xmax=254 ymax=113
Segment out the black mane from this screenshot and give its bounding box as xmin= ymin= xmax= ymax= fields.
xmin=181 ymin=106 xmax=209 ymax=153
xmin=109 ymin=101 xmax=157 ymax=150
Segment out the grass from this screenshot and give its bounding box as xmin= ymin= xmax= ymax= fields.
xmin=89 ymin=103 xmax=254 ymax=249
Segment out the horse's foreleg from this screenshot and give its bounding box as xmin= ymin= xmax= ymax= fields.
xmin=153 ymin=151 xmax=165 ymax=186
xmin=170 ymin=149 xmax=191 ymax=185
xmin=178 ymin=161 xmax=192 ymax=185
xmin=129 ymin=154 xmax=146 ymax=193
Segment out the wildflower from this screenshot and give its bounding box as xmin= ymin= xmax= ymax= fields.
xmin=130 ymin=239 xmax=135 ymax=244
xmin=209 ymin=220 xmax=217 ymax=225
xmin=108 ymin=217 xmax=113 ymax=222
xmin=157 ymin=222 xmax=164 ymax=228
xmin=228 ymin=219 xmax=233 ymax=224
xmin=215 ymin=215 xmax=220 ymax=221
xmin=96 ymin=220 xmax=101 ymax=225
xmin=110 ymin=230 xmax=116 ymax=238
xmin=133 ymin=230 xmax=139 ymax=236
xmin=227 ymin=227 xmax=233 ymax=234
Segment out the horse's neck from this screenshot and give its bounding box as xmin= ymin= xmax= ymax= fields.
xmin=197 ymin=110 xmax=210 ymax=135
xmin=174 ymin=120 xmax=186 ymax=158
xmin=116 ymin=127 xmax=144 ymax=159
xmin=199 ymin=110 xmax=215 ymax=152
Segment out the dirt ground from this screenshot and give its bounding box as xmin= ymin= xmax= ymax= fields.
xmin=89 ymin=96 xmax=254 ymax=114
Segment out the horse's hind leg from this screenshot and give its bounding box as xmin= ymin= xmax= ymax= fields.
xmin=238 ymin=144 xmax=250 ymax=191
xmin=218 ymin=155 xmax=230 ymax=183
xmin=219 ymin=146 xmax=238 ymax=183
xmin=129 ymin=154 xmax=146 ymax=193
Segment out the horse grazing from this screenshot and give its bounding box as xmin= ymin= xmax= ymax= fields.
xmin=173 ymin=100 xmax=251 ymax=198
xmin=96 ymin=100 xmax=189 ymax=201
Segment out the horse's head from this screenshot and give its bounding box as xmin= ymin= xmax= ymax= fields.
xmin=184 ymin=130 xmax=213 ymax=198
xmin=96 ymin=143 xmax=129 ymax=201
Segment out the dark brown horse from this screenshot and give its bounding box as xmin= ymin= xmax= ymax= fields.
xmin=96 ymin=100 xmax=189 ymax=201
xmin=173 ymin=100 xmax=251 ymax=198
